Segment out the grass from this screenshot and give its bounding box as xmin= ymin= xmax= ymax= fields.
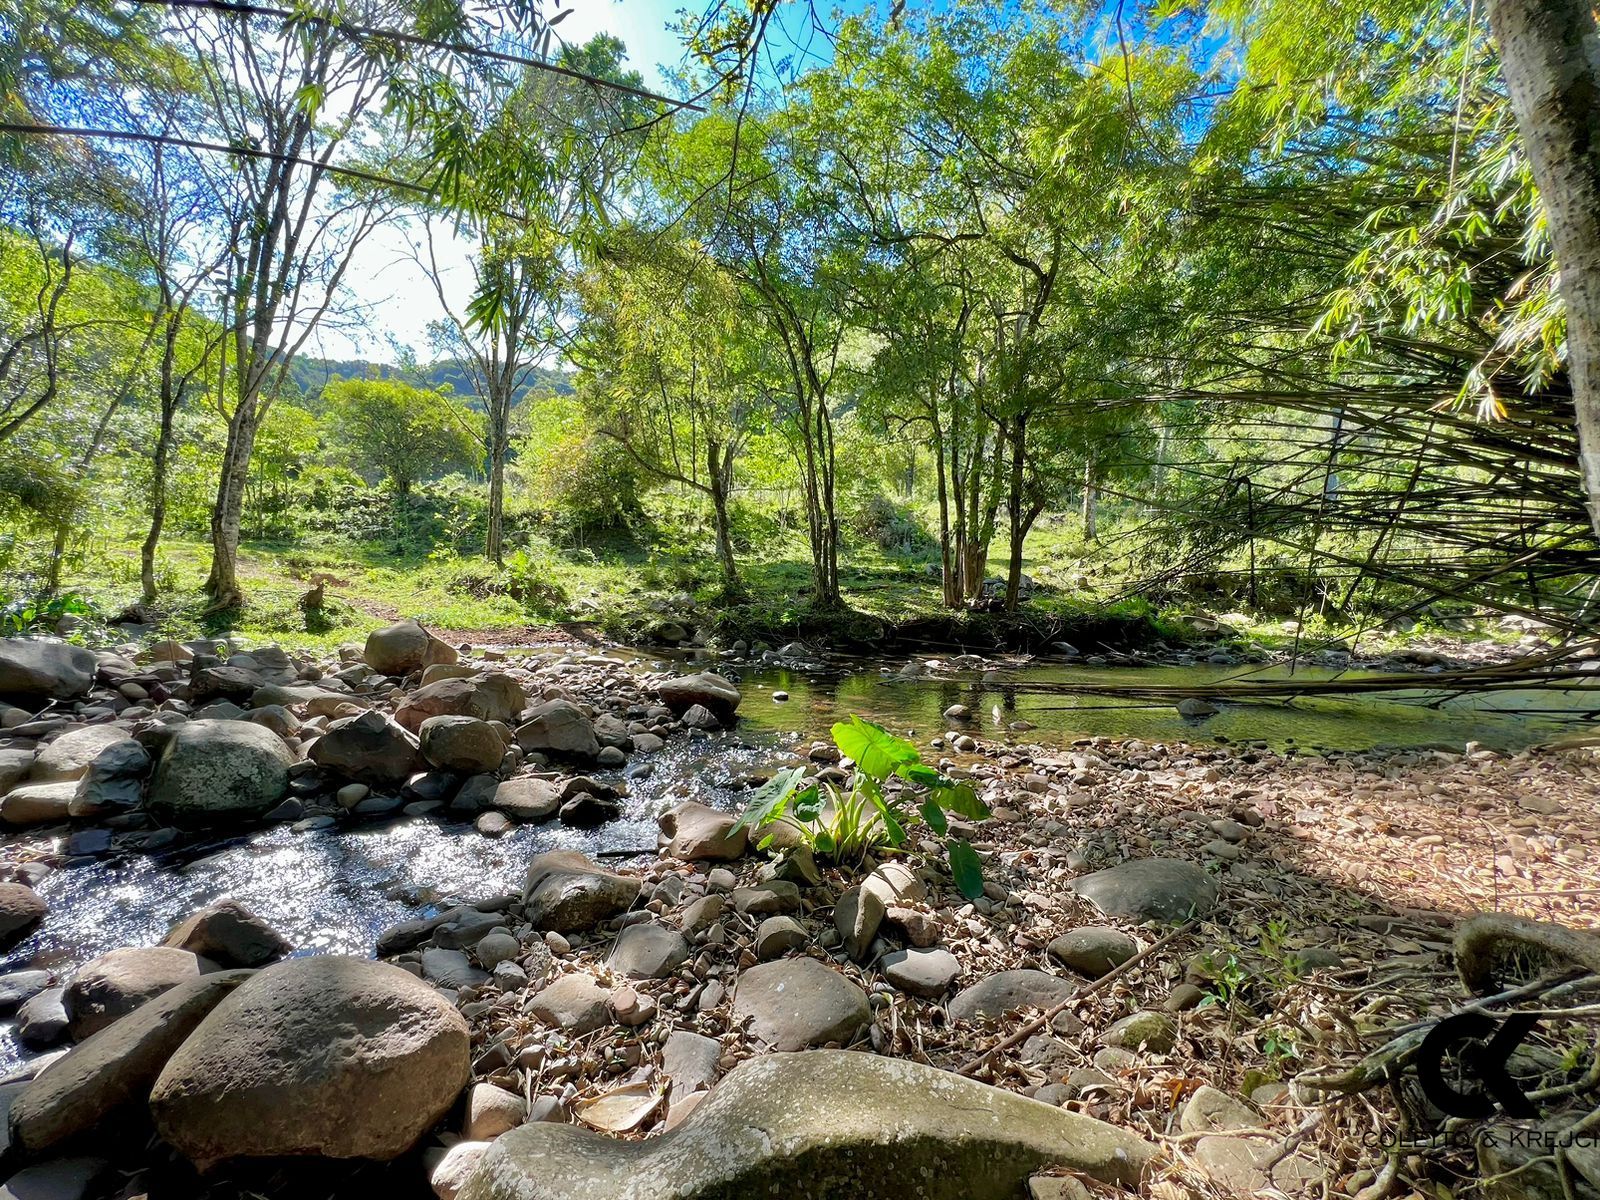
xmin=6 ymin=485 xmax=1512 ymax=656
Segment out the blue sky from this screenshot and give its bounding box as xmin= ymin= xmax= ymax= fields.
xmin=317 ymin=0 xmax=861 ymax=363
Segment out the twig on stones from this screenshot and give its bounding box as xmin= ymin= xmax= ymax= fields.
xmin=956 ymin=918 xmax=1198 ymax=1077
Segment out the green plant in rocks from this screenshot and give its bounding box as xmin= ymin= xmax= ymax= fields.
xmin=733 ymin=716 xmax=991 ymax=899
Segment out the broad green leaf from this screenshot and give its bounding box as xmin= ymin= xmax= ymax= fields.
xmin=869 ymin=789 xmax=907 ymax=847
xmin=831 ymin=716 xmax=921 ymax=779
xmin=919 ymin=798 xmax=948 ymax=835
xmin=933 ymin=781 xmax=989 ymax=820
xmin=792 ymin=784 xmax=823 ymax=823
xmin=947 ymin=838 xmax=984 ymax=901
xmin=733 ymin=766 xmax=805 ymax=833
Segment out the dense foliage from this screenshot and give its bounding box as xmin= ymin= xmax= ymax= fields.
xmin=1 ymin=0 xmax=1593 ymax=643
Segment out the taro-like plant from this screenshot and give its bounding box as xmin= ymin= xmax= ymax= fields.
xmin=734 ymin=716 xmax=991 ymax=899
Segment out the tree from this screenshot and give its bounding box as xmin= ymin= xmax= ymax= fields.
xmin=324 ymin=378 xmax=479 ymax=498
xmin=1488 ymin=0 xmax=1600 ymax=541
xmin=422 ymin=34 xmax=649 ymax=565
xmin=573 ymin=231 xmax=773 ymax=597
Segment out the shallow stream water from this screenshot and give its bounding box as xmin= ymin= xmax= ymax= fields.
xmin=1 ymin=651 xmax=1593 ymax=1071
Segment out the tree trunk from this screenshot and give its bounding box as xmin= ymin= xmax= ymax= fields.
xmin=1082 ymin=460 xmax=1098 ymax=542
xmin=708 ymin=441 xmax=741 ymax=598
xmin=1003 ymin=415 xmax=1028 ymax=614
xmin=206 ymin=403 xmax=258 ymax=609
xmin=485 ymin=384 xmax=510 ymax=565
xmin=142 ymin=400 xmax=174 ymax=606
xmin=1489 ymin=0 xmax=1600 ymax=539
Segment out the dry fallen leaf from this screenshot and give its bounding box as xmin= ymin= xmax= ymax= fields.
xmin=573 ymin=1082 xmax=663 ymax=1133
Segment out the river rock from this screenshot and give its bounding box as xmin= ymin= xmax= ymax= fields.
xmin=862 ymin=861 xmax=926 ymax=909
xmin=161 ymin=899 xmax=292 ymax=968
xmin=515 ymin=701 xmax=599 ymax=760
xmin=948 ymin=970 xmax=1076 ymax=1023
xmin=1177 ymin=698 xmax=1219 ymax=718
xmin=1179 ymin=1085 xmax=1262 ymax=1134
xmin=493 ymin=778 xmax=560 ymax=822
xmin=1047 ymin=928 xmax=1139 ymax=978
xmin=657 ymin=801 xmax=747 ymax=861
xmin=18 ymin=989 xmax=70 ymax=1047
xmin=1070 ymin=858 xmax=1218 ymax=923
xmin=396 ymin=674 xmax=526 ymax=734
xmin=522 ymin=851 xmax=639 ymax=932
xmin=69 ymin=739 xmax=150 ymax=816
xmin=8 ymin=970 xmax=252 ymax=1155
xmin=466 ymin=1082 xmax=526 ymax=1142
xmin=0 ymin=971 xmax=51 ymax=1014
xmin=654 ymin=673 xmax=741 ymax=725
xmin=524 ymin=974 xmax=611 ymax=1035
xmin=420 ymin=715 xmax=506 ymax=774
xmin=0 ymin=641 xmax=97 ymax=699
xmin=1192 ymin=1134 xmax=1324 ymax=1196
xmin=422 ymin=948 xmax=490 ymax=990
xmin=0 ymin=1157 xmax=108 ymax=1200
xmin=731 ymin=959 xmax=869 ymax=1050
xmin=149 ymin=956 xmax=470 ymax=1169
xmin=431 ymin=1141 xmax=491 ymax=1200
xmin=0 ymin=884 xmax=46 ymax=946
xmin=731 ymin=881 xmax=799 ymax=916
xmin=557 ymin=793 xmax=620 ymax=827
xmin=0 ymin=782 xmax=75 ymax=827
xmin=880 ymin=947 xmax=961 ymax=998
xmin=0 ymin=749 xmax=31 ymax=792
xmin=661 ymin=1029 xmax=720 ymax=1099
xmin=833 ymin=886 xmax=884 ymax=963
xmin=457 ymin=1051 xmax=1154 ymax=1200
xmin=754 ymin=916 xmax=807 ymax=960
xmin=308 ymin=710 xmax=421 ymax=787
xmin=63 ymin=947 xmax=208 ymax=1040
xmin=1102 ymin=1010 xmax=1176 ymax=1053
xmin=148 ymin=719 xmax=293 ymax=824
xmin=30 ymin=727 xmax=132 ymax=783
xmin=364 ymin=620 xmax=457 ymax=677
xmin=608 ymin=924 xmax=689 ymax=980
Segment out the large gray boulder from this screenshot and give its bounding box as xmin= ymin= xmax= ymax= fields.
xmin=363 ymin=620 xmax=457 ymax=677
xmin=493 ymin=778 xmax=561 ymax=822
xmin=0 ymin=782 xmax=74 ymax=827
xmin=522 ymin=851 xmax=639 ymax=932
xmin=657 ymin=801 xmax=746 ymax=861
xmin=0 ymin=884 xmax=46 ymax=947
xmin=515 ymin=701 xmax=598 ymax=760
xmin=731 ymin=959 xmax=869 ymax=1051
xmin=1070 ymin=858 xmax=1219 ymax=923
xmin=458 ymin=1052 xmax=1154 ymax=1200
xmin=70 ymin=739 xmax=150 ymax=817
xmin=148 ymin=720 xmax=292 ymax=825
xmin=308 ymin=709 xmax=420 ymax=787
xmin=149 ymin=957 xmax=470 ymax=1169
xmin=0 ymin=640 xmax=97 ymax=699
xmin=161 ymin=899 xmax=291 ymax=968
xmin=9 ymin=970 xmax=251 ymax=1155
xmin=948 ymin=970 xmax=1075 ymax=1023
xmin=30 ymin=727 xmax=134 ymax=783
xmin=396 ymin=674 xmax=526 ymax=734
xmin=654 ymin=672 xmax=741 ymax=725
xmin=419 ymin=715 xmax=506 ymax=775
xmin=63 ymin=947 xmax=208 ymax=1040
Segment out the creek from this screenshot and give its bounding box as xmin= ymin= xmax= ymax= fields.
xmin=1 ymin=651 xmax=1590 ymax=1071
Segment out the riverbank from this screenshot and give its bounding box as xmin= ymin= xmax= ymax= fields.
xmin=0 ymin=628 xmax=1595 ymax=1199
